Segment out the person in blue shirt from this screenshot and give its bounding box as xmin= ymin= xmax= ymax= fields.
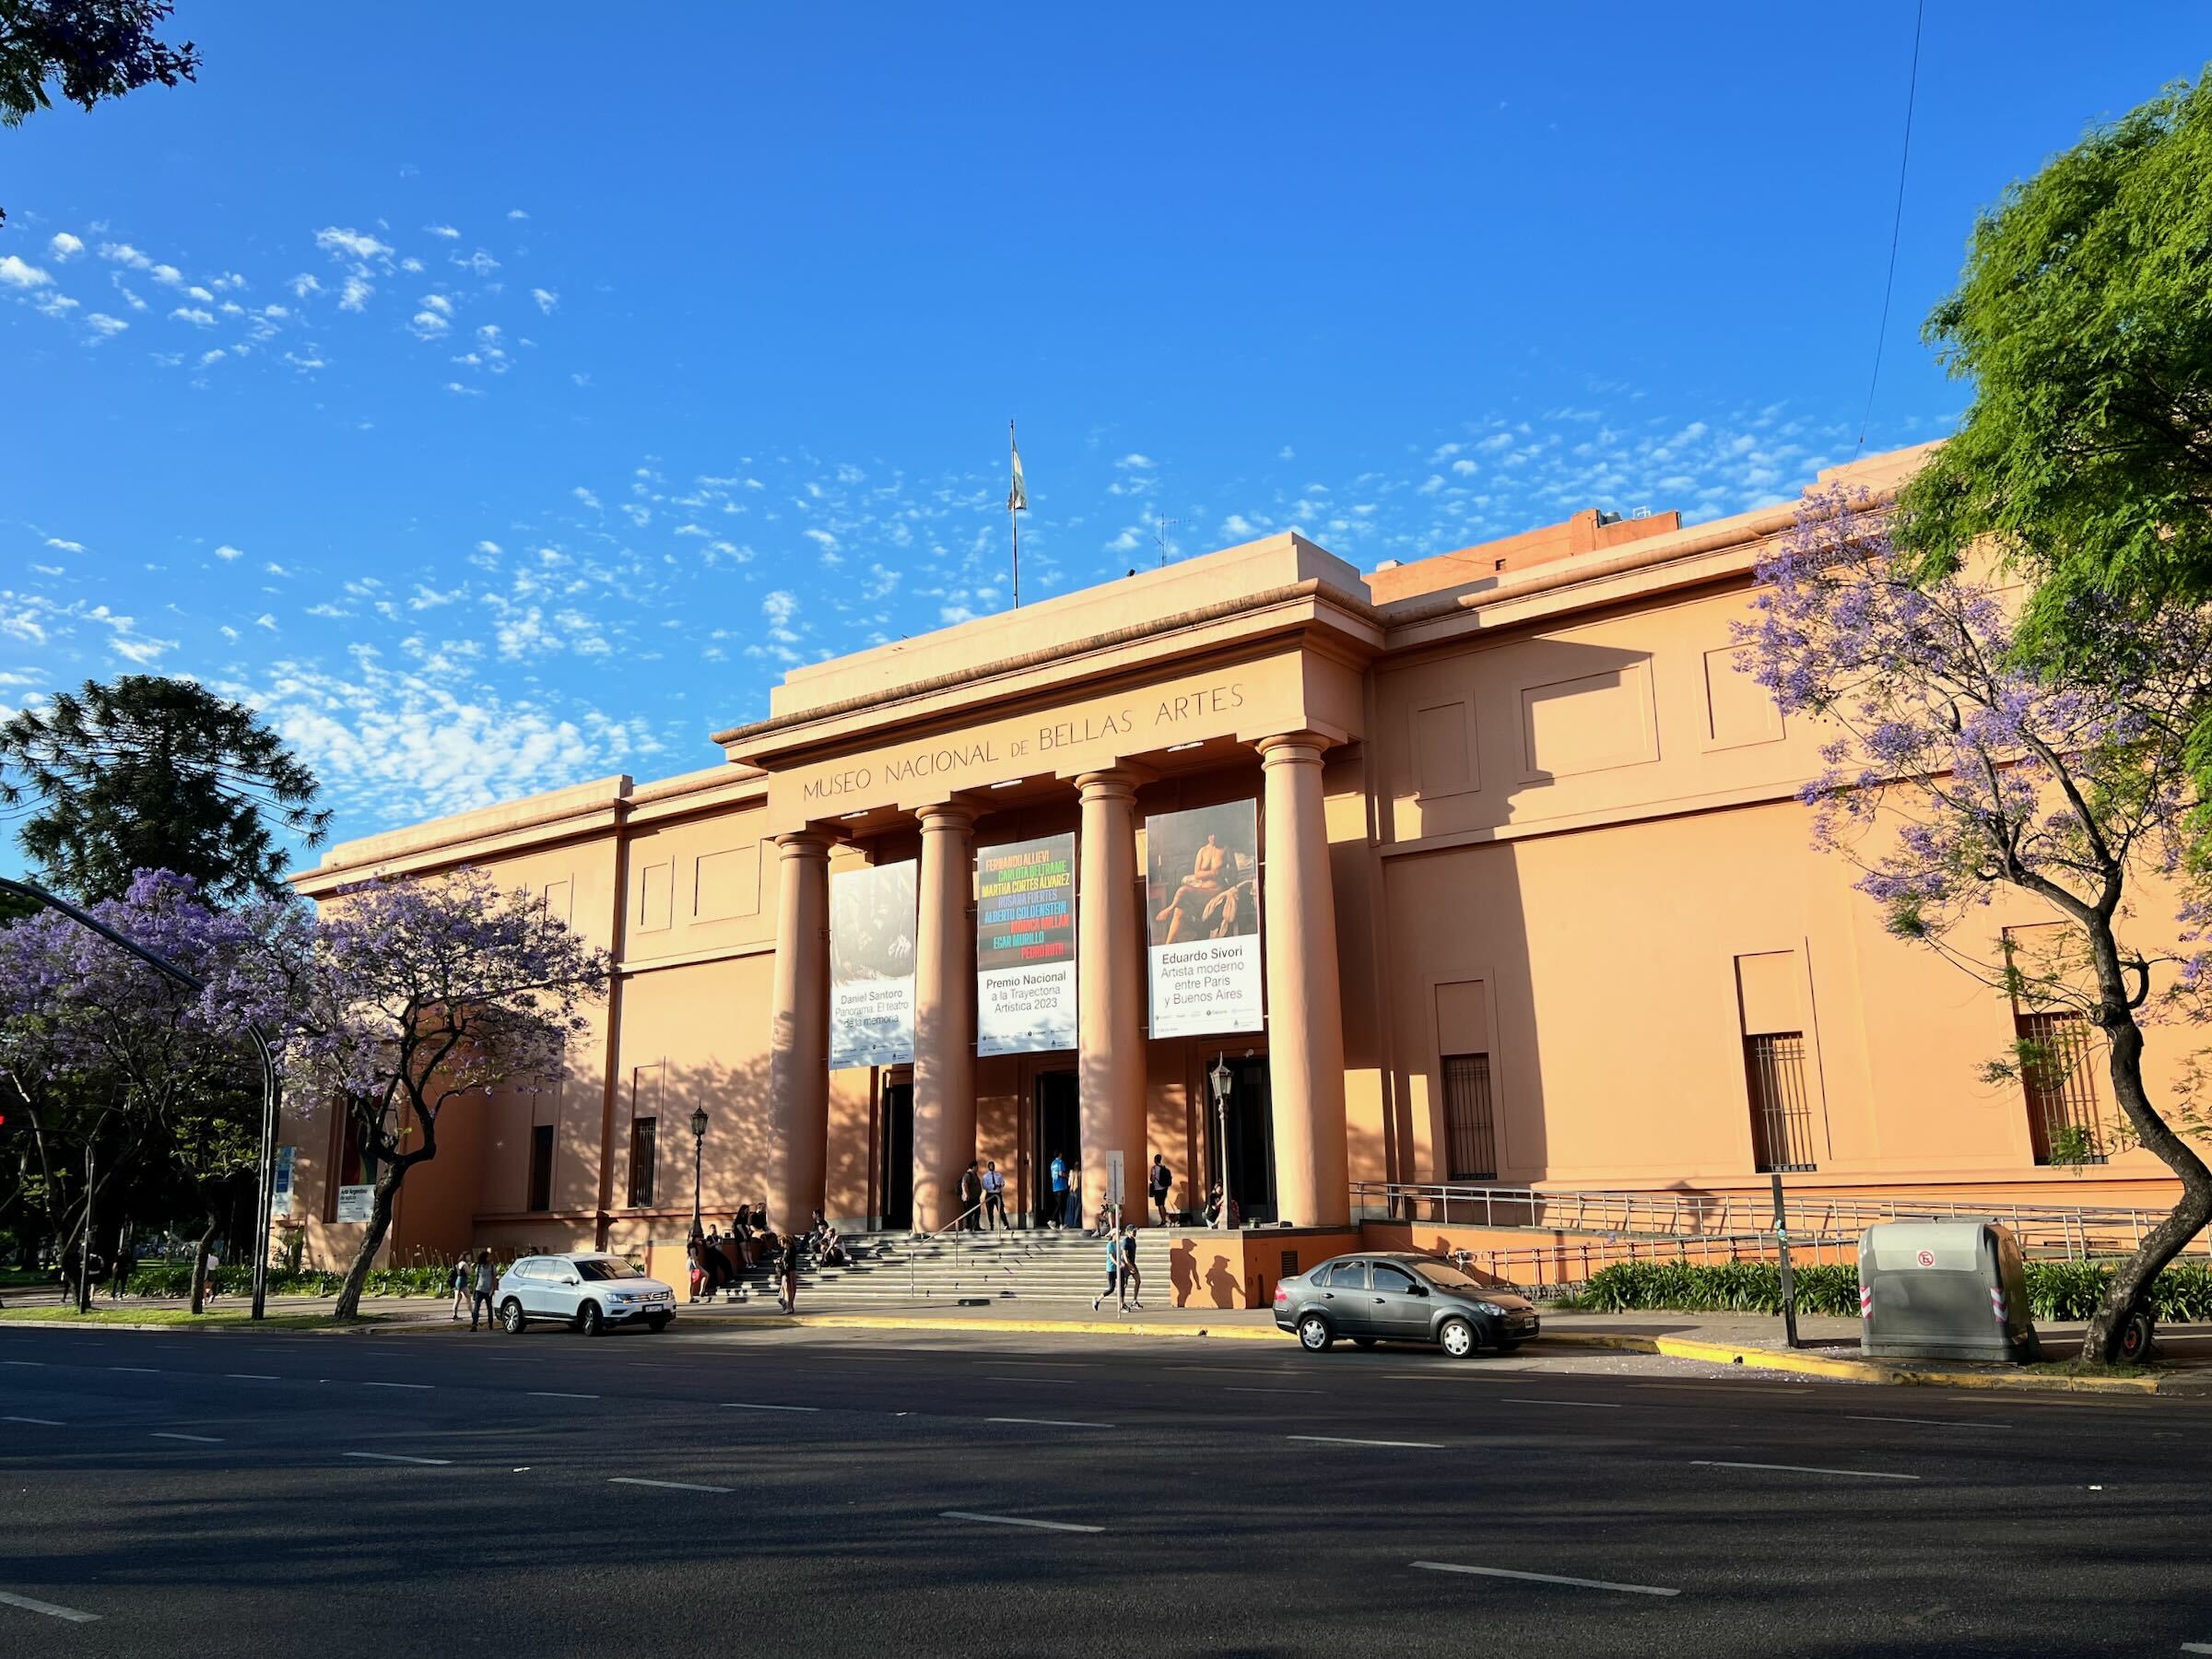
xmin=1047 ymin=1153 xmax=1067 ymax=1230
xmin=1092 ymin=1229 xmax=1124 ymax=1312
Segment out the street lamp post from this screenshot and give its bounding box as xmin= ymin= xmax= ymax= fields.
xmin=0 ymin=877 xmax=282 ymax=1321
xmin=689 ymin=1106 xmax=710 ymax=1241
xmin=1208 ymin=1053 xmax=1233 ymax=1232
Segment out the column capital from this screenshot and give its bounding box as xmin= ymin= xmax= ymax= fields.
xmin=1254 ymin=730 xmax=1336 ymax=765
xmin=1074 ymin=764 xmax=1151 ymax=803
xmin=774 ymin=829 xmax=835 ymax=856
xmin=916 ymin=800 xmax=980 ymax=833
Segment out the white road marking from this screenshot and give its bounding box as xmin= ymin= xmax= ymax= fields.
xmin=3 ymin=1416 xmax=63 ymax=1427
xmin=1692 ymin=1459 xmax=1919 ymax=1481
xmin=1288 ymin=1434 xmax=1444 ymax=1449
xmin=107 ymin=1367 xmax=159 ymax=1374
xmin=1226 ymin=1386 xmax=1324 ymax=1395
xmin=1413 ymin=1560 xmax=1679 ymax=1596
xmin=982 ymin=1375 xmax=1078 ymax=1383
xmin=1502 ymin=1397 xmax=1622 ymax=1409
xmin=986 ymin=1417 xmax=1115 ymax=1429
xmin=2 ymin=1360 xmax=46 ymax=1367
xmin=939 ymin=1510 xmax=1103 ymax=1534
xmin=610 ymin=1477 xmax=731 ymax=1493
xmin=721 ymin=1402 xmax=819 ymax=1413
xmin=359 ymin=1382 xmax=432 ymax=1390
xmin=977 ymin=1360 xmax=1100 ymax=1370
xmin=2178 ymin=1643 xmax=2212 ymax=1653
xmin=527 ymin=1392 xmax=599 ymax=1400
xmin=0 ymin=1589 xmax=100 ymax=1623
xmin=342 ymin=1452 xmax=452 ymax=1466
xmin=226 ymin=1373 xmax=281 ymax=1382
xmin=150 ymin=1432 xmax=223 ymax=1443
xmin=1849 ymin=1415 xmax=2011 ymax=1430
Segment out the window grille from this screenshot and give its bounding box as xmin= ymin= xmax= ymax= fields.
xmin=2017 ymin=1011 xmax=2107 ymax=1165
xmin=527 ymin=1124 xmax=555 ymax=1213
xmin=1745 ymin=1032 xmax=1818 ymax=1172
xmin=1441 ymin=1053 xmax=1498 ymax=1181
xmin=628 ymin=1117 xmax=657 ymax=1207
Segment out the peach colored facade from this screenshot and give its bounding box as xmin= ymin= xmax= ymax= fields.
xmin=283 ymin=444 xmax=2184 ymax=1279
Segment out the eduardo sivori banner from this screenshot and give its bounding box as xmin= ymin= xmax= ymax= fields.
xmin=975 ymin=832 xmax=1077 ymax=1055
xmin=1145 ymin=800 xmax=1263 ymax=1039
xmin=829 ymin=860 xmax=917 ymax=1069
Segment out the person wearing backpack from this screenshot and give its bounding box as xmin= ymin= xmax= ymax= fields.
xmin=1147 ymin=1154 xmax=1173 ymax=1227
xmin=957 ymin=1161 xmax=982 ymax=1230
xmin=448 ymin=1258 xmax=470 ymax=1321
xmin=1046 ymin=1153 xmax=1068 ymax=1230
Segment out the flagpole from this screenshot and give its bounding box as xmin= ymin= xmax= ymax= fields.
xmin=1009 ymin=418 xmax=1020 ymax=610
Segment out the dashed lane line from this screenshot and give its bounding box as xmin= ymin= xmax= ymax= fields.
xmin=1849 ymin=1415 xmax=2011 ymax=1430
xmin=527 ymin=1392 xmax=600 ymax=1400
xmin=106 ymin=1367 xmax=159 ymax=1374
xmin=1288 ymin=1434 xmax=1444 ymax=1450
xmin=986 ymin=1417 xmax=1116 ymax=1430
xmin=359 ymin=1382 xmax=433 ymax=1390
xmin=1692 ymin=1459 xmax=1919 ymax=1481
xmin=1225 ymin=1386 xmax=1324 ymax=1395
xmin=2 ymin=1360 xmax=46 ymax=1367
xmin=0 ymin=1590 xmax=100 ymax=1623
xmin=150 ymin=1432 xmax=223 ymax=1444
xmin=610 ymin=1477 xmax=731 ymax=1493
xmin=1502 ymin=1397 xmax=1623 ymax=1410
xmin=1413 ymin=1561 xmax=1679 ymax=1596
xmin=721 ymin=1402 xmax=819 ymax=1413
xmin=342 ymin=1452 xmax=453 ymax=1466
xmin=939 ymin=1511 xmax=1103 ymax=1534
xmin=4 ymin=1415 xmax=64 ymax=1427
xmin=226 ymin=1373 xmax=281 ymax=1382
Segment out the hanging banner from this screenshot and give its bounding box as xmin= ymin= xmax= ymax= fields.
xmin=830 ymin=860 xmax=917 ymax=1069
xmin=976 ymin=832 xmax=1077 ymax=1055
xmin=1146 ymin=800 xmax=1263 ymax=1038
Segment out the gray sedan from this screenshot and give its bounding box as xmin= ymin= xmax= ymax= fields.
xmin=1274 ymin=1252 xmax=1539 ymax=1358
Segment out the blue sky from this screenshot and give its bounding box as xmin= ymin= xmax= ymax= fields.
xmin=3 ymin=6 xmax=2206 ymax=864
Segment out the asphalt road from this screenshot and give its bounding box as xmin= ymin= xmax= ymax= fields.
xmin=2 ymin=1319 xmax=2208 ymax=1658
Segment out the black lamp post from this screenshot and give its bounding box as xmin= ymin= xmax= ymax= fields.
xmin=1208 ymin=1053 xmax=1234 ymax=1231
xmin=0 ymin=876 xmax=281 ymax=1321
xmin=689 ymin=1106 xmax=710 ymax=1241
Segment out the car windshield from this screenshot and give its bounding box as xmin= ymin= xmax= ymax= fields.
xmin=1413 ymin=1261 xmax=1485 ymax=1291
xmin=574 ymin=1259 xmax=641 ymax=1281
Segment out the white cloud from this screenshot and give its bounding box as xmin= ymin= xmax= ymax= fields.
xmin=169 ymin=306 xmax=216 ymax=326
xmin=421 ymin=292 xmax=453 ymax=315
xmin=88 ymin=605 xmax=176 ymax=665
xmin=409 ymin=310 xmax=451 ymax=338
xmin=148 ymin=263 xmax=183 ymax=287
xmin=452 ymin=248 xmax=500 ymax=276
xmin=254 ymin=613 xmax=278 ymax=630
xmin=288 ymin=273 xmax=322 ymax=299
xmin=48 ymin=232 xmax=84 ymax=261
xmin=444 ymin=382 xmax=483 ymax=396
xmin=337 ymin=275 xmax=373 ymax=312
xmin=99 ymin=242 xmax=152 ymax=269
xmin=531 ymin=287 xmax=558 ymax=313
xmin=476 ymin=540 xmax=502 ymax=556
xmin=0 ymin=255 xmax=53 ymax=288
xmin=215 ymin=545 xmax=244 ymax=561
xmin=198 ymin=347 xmax=227 ymax=367
xmin=314 ymin=227 xmax=394 ymax=262
xmin=572 ymin=487 xmax=601 ymax=509
xmin=424 ymin=224 xmax=461 ymax=239
xmin=44 ymin=537 xmax=86 ymax=554
xmin=507 ymin=208 xmax=529 ymax=220
xmin=1117 ymin=453 xmax=1155 ymax=469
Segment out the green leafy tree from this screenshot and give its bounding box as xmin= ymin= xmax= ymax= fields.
xmin=1893 ymin=67 xmax=2212 ymax=789
xmin=0 ymin=677 xmax=331 ymax=904
xmin=0 ymin=0 xmax=200 ymax=227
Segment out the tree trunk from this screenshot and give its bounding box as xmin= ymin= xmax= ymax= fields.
xmin=333 ymin=1171 xmax=404 ymax=1322
xmin=76 ymin=1146 xmax=95 ymax=1315
xmin=188 ymin=1210 xmax=219 ymax=1316
xmin=2081 ymin=947 xmax=2212 ymax=1364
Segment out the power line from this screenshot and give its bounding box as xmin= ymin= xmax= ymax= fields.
xmin=1857 ymin=0 xmax=1925 ymax=454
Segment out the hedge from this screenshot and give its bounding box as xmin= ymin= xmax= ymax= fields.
xmin=115 ymin=1263 xmax=453 ymax=1300
xmin=1563 ymin=1258 xmax=2212 ymax=1323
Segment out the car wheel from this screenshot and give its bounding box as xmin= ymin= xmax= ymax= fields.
xmin=1439 ymin=1316 xmax=1477 ymax=1359
xmin=646 ymin=1313 xmax=671 ymax=1333
xmin=499 ymin=1298 xmax=526 ymax=1334
xmin=1297 ymin=1312 xmax=1335 ymax=1352
xmin=1352 ymin=1336 xmax=1378 ymax=1348
xmin=577 ymin=1300 xmax=605 ymax=1337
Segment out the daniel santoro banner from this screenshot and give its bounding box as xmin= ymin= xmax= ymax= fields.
xmin=976 ymin=832 xmax=1077 ymax=1056
xmin=1146 ymin=800 xmax=1263 ymax=1039
xmin=830 ymin=860 xmax=917 ymax=1069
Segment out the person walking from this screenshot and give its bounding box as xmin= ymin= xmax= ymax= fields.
xmin=1091 ymin=1227 xmax=1124 ymax=1312
xmin=776 ymin=1228 xmax=803 ymax=1314
xmin=1148 ymin=1154 xmax=1174 ymax=1227
xmin=467 ymin=1250 xmax=498 ymax=1331
xmin=980 ymin=1160 xmax=1007 ymax=1231
xmin=1046 ymin=1153 xmax=1068 ymax=1230
xmin=1064 ymin=1163 xmax=1084 ymax=1231
xmin=1119 ymin=1226 xmax=1143 ymax=1311
xmin=108 ymin=1237 xmax=136 ymax=1301
xmin=686 ymin=1236 xmax=705 ymax=1304
xmin=958 ymin=1161 xmax=982 ymax=1231
xmin=448 ymin=1257 xmax=470 ymax=1321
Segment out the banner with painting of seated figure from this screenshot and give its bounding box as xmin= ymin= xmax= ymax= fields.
xmin=1145 ymin=800 xmax=1262 ymax=1039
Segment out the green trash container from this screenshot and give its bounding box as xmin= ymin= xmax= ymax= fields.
xmin=1858 ymin=1220 xmax=2040 ymax=1362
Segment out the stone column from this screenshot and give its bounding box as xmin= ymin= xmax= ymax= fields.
xmin=767 ymin=830 xmax=831 ymax=1234
xmin=1258 ymin=734 xmax=1349 ymax=1227
xmin=1077 ymin=769 xmax=1147 ymax=1230
xmin=911 ymin=802 xmax=977 ymax=1232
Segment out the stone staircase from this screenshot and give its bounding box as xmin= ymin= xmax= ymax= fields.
xmin=715 ymin=1228 xmax=1191 ymax=1307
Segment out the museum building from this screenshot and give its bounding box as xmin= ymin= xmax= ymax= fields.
xmin=283 ymin=442 xmax=2182 ymax=1283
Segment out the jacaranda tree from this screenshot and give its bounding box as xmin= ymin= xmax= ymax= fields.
xmin=278 ymin=868 xmax=608 ymax=1322
xmin=1738 ymin=488 xmax=2212 ymax=1364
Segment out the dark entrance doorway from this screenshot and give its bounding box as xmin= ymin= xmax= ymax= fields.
xmin=1205 ymin=1052 xmax=1277 ymax=1225
xmin=880 ymin=1077 xmax=913 ymax=1231
xmin=1033 ymin=1070 xmax=1079 ymax=1228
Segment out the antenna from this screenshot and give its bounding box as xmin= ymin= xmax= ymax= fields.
xmin=1154 ymin=515 xmax=1179 ymax=569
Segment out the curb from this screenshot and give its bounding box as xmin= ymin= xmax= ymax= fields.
xmin=1537 ymin=1330 xmax=2164 ymax=1394
xmin=787 ymin=1312 xmax=1282 ymax=1341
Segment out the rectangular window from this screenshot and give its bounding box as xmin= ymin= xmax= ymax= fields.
xmin=627 ymin=1117 xmax=657 ymax=1207
xmin=1441 ymin=1053 xmax=1498 ymax=1181
xmin=2017 ymin=1010 xmax=2107 ymax=1165
xmin=1745 ymin=1033 xmax=1818 ymax=1172
xmin=527 ymin=1124 xmax=555 ymax=1213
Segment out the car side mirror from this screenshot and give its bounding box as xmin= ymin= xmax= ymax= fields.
xmin=1411 ymin=1285 xmax=1430 ymax=1297
xmin=562 ymin=1276 xmax=579 ymax=1286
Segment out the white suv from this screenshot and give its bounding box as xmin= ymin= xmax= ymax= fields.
xmin=496 ymin=1253 xmax=676 ymax=1335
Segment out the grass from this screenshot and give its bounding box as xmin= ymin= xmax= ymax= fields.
xmin=0 ymin=1305 xmax=363 ymax=1330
